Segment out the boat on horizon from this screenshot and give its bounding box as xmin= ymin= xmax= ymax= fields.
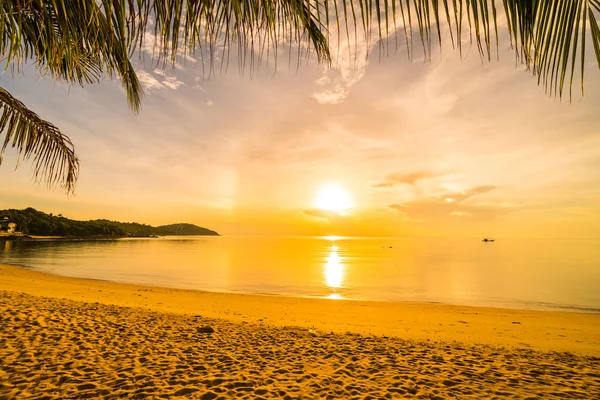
xmin=482 ymin=238 xmax=495 ymax=242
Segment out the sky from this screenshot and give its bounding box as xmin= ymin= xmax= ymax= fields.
xmin=1 ymin=18 xmax=600 ymax=238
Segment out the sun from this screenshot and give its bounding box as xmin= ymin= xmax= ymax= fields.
xmin=315 ymin=184 xmax=352 ymax=212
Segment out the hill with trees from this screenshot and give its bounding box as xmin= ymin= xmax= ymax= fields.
xmin=0 ymin=208 xmax=219 ymax=238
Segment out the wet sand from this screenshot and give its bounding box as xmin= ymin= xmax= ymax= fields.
xmin=1 ymin=264 xmax=599 ymax=399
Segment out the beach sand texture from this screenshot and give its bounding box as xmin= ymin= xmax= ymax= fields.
xmin=1 ymin=264 xmax=600 ymax=399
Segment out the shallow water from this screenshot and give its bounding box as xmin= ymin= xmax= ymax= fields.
xmin=2 ymin=236 xmax=599 ymax=312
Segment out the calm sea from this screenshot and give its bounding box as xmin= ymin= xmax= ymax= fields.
xmin=2 ymin=236 xmax=599 ymax=312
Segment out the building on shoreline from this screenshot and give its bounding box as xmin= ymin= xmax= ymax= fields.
xmin=1 ymin=218 xmax=18 ymax=236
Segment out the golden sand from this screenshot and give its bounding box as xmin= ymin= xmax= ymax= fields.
xmin=1 ymin=264 xmax=599 ymax=399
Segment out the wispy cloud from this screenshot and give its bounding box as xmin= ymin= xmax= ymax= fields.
xmin=388 ymin=185 xmax=512 ymax=222
xmin=136 ymin=70 xmax=184 ymax=91
xmin=373 ymin=170 xmax=440 ymax=188
xmin=135 ymin=70 xmax=163 ymax=90
xmin=450 ymin=211 xmax=472 ymax=217
xmin=304 ymin=209 xmax=351 ymax=221
xmin=311 ymin=29 xmax=371 ymax=105
xmin=387 ymin=203 xmax=423 ymax=223
xmin=444 ymin=185 xmax=497 ymax=203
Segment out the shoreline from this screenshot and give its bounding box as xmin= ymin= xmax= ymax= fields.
xmin=1 ymin=263 xmax=599 ymax=356
xmin=1 ymin=233 xmax=219 ymax=241
xmin=12 ymin=269 xmax=600 ymax=316
xmin=3 ymin=260 xmax=598 ymax=315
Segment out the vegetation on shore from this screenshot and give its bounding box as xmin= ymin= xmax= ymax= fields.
xmin=0 ymin=208 xmax=218 ymax=238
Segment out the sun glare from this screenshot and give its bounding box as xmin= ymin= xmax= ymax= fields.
xmin=315 ymin=185 xmax=352 ymax=212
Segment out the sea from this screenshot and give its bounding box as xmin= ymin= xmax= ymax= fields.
xmin=2 ymin=236 xmax=599 ymax=313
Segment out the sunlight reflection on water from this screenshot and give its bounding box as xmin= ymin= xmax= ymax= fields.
xmin=324 ymin=245 xmax=345 ymax=298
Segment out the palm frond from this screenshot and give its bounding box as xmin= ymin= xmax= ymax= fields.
xmin=118 ymin=0 xmax=331 ymax=72
xmin=327 ymin=0 xmax=599 ymax=99
xmin=1 ymin=1 xmax=330 ymax=84
xmin=0 ymin=0 xmax=143 ymax=113
xmin=0 ymin=88 xmax=79 ymax=194
xmin=317 ymin=1 xmax=500 ymax=61
xmin=503 ymin=0 xmax=600 ymax=99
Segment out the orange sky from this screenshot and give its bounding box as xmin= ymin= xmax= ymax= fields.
xmin=1 ymin=27 xmax=600 ymax=238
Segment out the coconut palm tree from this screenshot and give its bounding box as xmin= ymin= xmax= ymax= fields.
xmin=1 ymin=1 xmax=599 ymax=194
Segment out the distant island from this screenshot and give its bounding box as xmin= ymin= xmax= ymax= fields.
xmin=0 ymin=208 xmax=219 ymax=239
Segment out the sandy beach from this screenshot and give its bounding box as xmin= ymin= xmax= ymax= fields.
xmin=1 ymin=264 xmax=599 ymax=399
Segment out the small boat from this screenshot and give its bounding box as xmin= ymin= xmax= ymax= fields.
xmin=482 ymin=238 xmax=495 ymax=242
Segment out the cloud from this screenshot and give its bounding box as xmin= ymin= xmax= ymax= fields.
xmin=311 ymin=28 xmax=371 ymax=105
xmin=387 ymin=204 xmax=422 ymax=222
xmin=161 ymin=76 xmax=184 ymax=90
xmin=444 ymin=185 xmax=497 ymax=203
xmin=450 ymin=211 xmax=472 ymax=217
xmin=373 ymin=170 xmax=440 ymax=188
xmin=387 ymin=185 xmax=510 ymax=222
xmin=136 ymin=70 xmax=184 ymax=91
xmin=387 ymin=204 xmax=407 ymax=212
xmin=304 ymin=209 xmax=350 ymax=221
xmin=312 ymin=65 xmax=366 ymax=105
xmin=387 ymin=204 xmax=408 ymax=217
xmin=136 ymin=70 xmax=164 ymax=90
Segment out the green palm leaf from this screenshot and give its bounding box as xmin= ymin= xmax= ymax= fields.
xmin=1 ymin=0 xmax=142 ymax=112
xmin=503 ymin=0 xmax=600 ymax=99
xmin=324 ymin=0 xmax=599 ymax=98
xmin=0 ymin=88 xmax=79 ymax=194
